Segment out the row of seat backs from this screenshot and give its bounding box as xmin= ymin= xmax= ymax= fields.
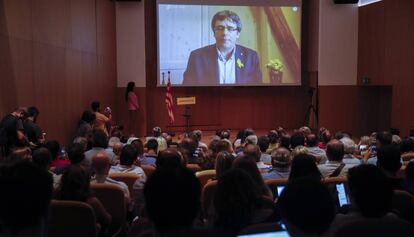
xmin=47 ymin=183 xmax=126 ymax=237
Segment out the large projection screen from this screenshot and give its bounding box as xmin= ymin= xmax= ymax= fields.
xmin=157 ymin=0 xmax=302 ymax=87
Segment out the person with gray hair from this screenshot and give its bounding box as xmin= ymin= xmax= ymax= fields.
xmin=340 ymin=137 xmax=361 ymax=165
xmin=183 ymin=10 xmax=262 ymax=85
xmin=262 ymin=147 xmax=291 ymax=180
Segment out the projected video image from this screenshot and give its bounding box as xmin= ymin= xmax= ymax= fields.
xmin=157 ymin=1 xmax=302 ymax=86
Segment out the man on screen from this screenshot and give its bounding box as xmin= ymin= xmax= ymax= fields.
xmin=183 ymin=10 xmax=262 ymax=85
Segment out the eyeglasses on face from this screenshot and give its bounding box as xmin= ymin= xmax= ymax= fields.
xmin=214 ymin=26 xmax=238 ymax=32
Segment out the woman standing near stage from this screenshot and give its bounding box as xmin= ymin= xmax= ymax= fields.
xmin=126 ymin=81 xmax=139 ymax=135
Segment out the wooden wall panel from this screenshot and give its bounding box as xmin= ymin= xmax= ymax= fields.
xmin=70 ymin=0 xmax=96 ymax=53
xmin=357 ymin=1 xmax=385 ymax=85
xmin=32 ymin=0 xmax=70 ymax=48
xmin=97 ymin=0 xmax=115 ymax=58
xmin=33 ymin=42 xmax=68 ymax=142
xmin=319 ymin=86 xmax=391 ymax=137
xmin=0 ymin=0 xmax=117 ymax=145
xmin=0 ymin=35 xmax=17 ymax=118
xmin=0 ymin=0 xmax=7 ymax=37
xmin=9 ymin=38 xmax=35 ymax=105
xmin=358 ymin=0 xmax=414 ymax=136
xmin=3 ymin=0 xmax=32 ymax=40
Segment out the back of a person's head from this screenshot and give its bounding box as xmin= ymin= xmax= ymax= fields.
xmin=340 ymin=137 xmax=356 ymax=154
xmin=377 ymin=144 xmax=402 ymax=174
xmin=400 ymin=138 xmax=414 ymax=153
xmin=215 ymin=151 xmax=234 ymax=178
xmin=271 ymin=147 xmax=291 ymax=168
xmin=216 ymin=139 xmax=233 ymax=153
xmin=214 ymin=168 xmax=262 ymax=233
xmin=68 ymin=142 xmax=85 ymax=164
xmin=376 ymin=131 xmax=392 ymax=147
xmin=347 ymin=165 xmax=393 ymax=218
xmin=92 ymin=129 xmax=108 ymax=148
xmin=240 ymin=129 xmax=255 ymax=144
xmin=32 ymin=147 xmax=52 ymax=169
xmin=156 ymin=148 xmax=184 ymax=169
xmin=280 ymin=134 xmax=291 ymax=149
xmin=278 ymin=177 xmax=335 ymax=236
xmin=58 ymin=165 xmax=90 ymax=202
xmin=289 ymin=154 xmax=320 ymax=181
xmin=192 ymin=130 xmax=202 ymax=142
xmin=232 ymin=156 xmax=267 ymax=196
xmin=91 ymin=101 xmax=100 ymax=112
xmin=306 ymin=133 xmax=318 ymax=147
xmin=120 ymin=144 xmax=138 ymax=166
xmin=27 ymin=106 xmax=39 ymax=120
xmin=220 ymin=129 xmax=231 ymax=140
xmin=152 ymin=126 xmax=162 ymax=137
xmin=91 ymin=153 xmax=110 ymax=175
xmin=73 ymin=136 xmax=88 ymax=150
xmin=180 ymin=138 xmax=198 ymax=155
xmin=0 ymin=161 xmax=53 ymax=236
xmin=244 ymin=144 xmax=261 ymax=162
xmin=131 ymin=138 xmax=144 ymax=157
xmin=267 ymin=130 xmax=279 ymax=144
xmin=144 ymin=167 xmax=201 ymax=233
xmin=326 ymin=139 xmax=344 ymax=161
xmin=80 ymin=110 xmax=95 ymax=124
xmin=257 ymin=136 xmax=270 ymax=152
xmin=321 ymin=130 xmax=332 ymax=144
xmin=291 ymin=145 xmax=309 ymax=158
xmin=44 ymin=140 xmax=60 ymax=159
xmin=146 ymin=138 xmax=159 ymax=152
xmin=290 ymin=132 xmax=305 ymax=149
xmin=245 ymin=135 xmax=258 ymax=145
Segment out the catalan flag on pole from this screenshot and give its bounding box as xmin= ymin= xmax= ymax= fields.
xmin=165 ymin=71 xmax=175 ymax=124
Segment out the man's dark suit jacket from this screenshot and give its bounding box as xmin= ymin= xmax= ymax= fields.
xmin=183 ymin=44 xmax=262 ymax=85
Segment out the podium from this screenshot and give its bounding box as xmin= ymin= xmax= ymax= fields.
xmin=177 ymin=97 xmax=196 ymax=133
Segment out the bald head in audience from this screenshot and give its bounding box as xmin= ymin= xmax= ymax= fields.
xmin=92 ymin=152 xmax=110 ymax=175
xmin=326 ymin=139 xmax=344 ymax=162
xmin=271 ymin=147 xmax=291 ymax=168
xmin=244 ymin=144 xmax=261 ymax=162
xmin=112 ymin=142 xmax=123 ymax=157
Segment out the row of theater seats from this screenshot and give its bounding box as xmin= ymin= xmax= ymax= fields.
xmin=46 ymin=164 xmax=414 ymax=237
xmin=48 ymin=183 xmax=126 ymax=237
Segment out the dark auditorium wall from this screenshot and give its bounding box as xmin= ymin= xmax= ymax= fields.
xmin=0 ymin=0 xmax=117 ymax=145
xmin=358 ymin=0 xmax=414 ymax=136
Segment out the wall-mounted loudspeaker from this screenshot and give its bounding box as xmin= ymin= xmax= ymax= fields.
xmin=333 ymin=0 xmax=359 ymax=4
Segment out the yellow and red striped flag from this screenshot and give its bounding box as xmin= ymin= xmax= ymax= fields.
xmin=165 ymin=74 xmax=175 ymax=124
